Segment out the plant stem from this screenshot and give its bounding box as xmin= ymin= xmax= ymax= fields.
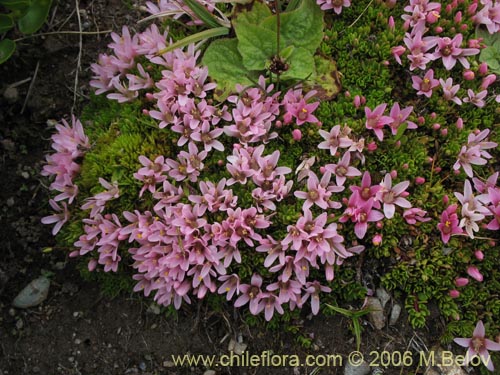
xmin=275 ymin=0 xmax=281 ymax=87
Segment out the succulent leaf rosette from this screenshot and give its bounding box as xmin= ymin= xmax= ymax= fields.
xmin=42 ymin=0 xmax=500 ymax=346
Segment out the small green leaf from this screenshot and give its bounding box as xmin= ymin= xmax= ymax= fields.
xmin=183 ymin=0 xmax=225 ymax=28
xmin=304 ymin=55 xmax=342 ymax=100
xmin=479 ymin=39 xmax=500 ymax=74
xmin=0 ymin=38 xmax=16 ymax=64
xmin=261 ymin=0 xmax=323 ymax=54
xmin=17 ymin=0 xmax=52 ymax=34
xmin=202 ymin=38 xmax=258 ymax=98
xmin=280 ymin=47 xmax=314 ymax=81
xmin=0 ymin=14 xmax=14 ymax=33
xmin=156 ymin=27 xmax=229 ymax=55
xmin=234 ymin=1 xmax=272 ymax=25
xmin=234 ymin=22 xmax=277 ymax=71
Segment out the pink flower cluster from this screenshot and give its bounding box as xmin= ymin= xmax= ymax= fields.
xmin=41 ymin=116 xmax=90 ymax=234
xmin=364 ymin=102 xmax=417 ymax=141
xmin=316 ymin=0 xmax=350 ymax=14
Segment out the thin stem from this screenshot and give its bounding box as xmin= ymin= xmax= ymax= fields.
xmin=275 ymin=0 xmax=281 ymax=87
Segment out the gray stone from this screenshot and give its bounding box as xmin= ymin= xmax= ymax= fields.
xmin=389 ymin=304 xmax=402 ymax=326
xmin=233 ymin=342 xmax=247 ymax=355
xmin=12 ymin=276 xmax=50 ymax=308
xmin=376 ymin=288 xmax=391 ymax=309
xmin=344 ymin=361 xmax=370 ymax=375
xmin=366 ymin=297 xmax=385 ymax=330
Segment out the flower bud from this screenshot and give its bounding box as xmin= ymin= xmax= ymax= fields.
xmin=353 ymin=95 xmax=361 ymax=108
xmin=372 ymin=234 xmax=383 ymax=246
xmin=463 ymin=70 xmax=475 ymax=81
xmin=418 ymin=116 xmax=425 ymax=124
xmin=474 ymin=250 xmax=484 ymax=261
xmin=88 ymin=259 xmax=98 ymax=272
xmin=456 ymin=117 xmax=464 ymax=130
xmin=367 ymin=142 xmax=378 ymax=152
xmin=430 ymin=112 xmax=437 ymax=119
xmin=434 ymin=166 xmax=442 ymax=173
xmin=217 ymin=159 xmax=224 ymax=166
xmin=433 ymin=123 xmax=441 ymax=130
xmin=275 ymin=120 xmax=282 ymax=128
xmin=460 ymin=24 xmax=468 ymax=31
xmin=145 ymin=92 xmax=155 ymax=101
xmin=390 ymin=170 xmax=398 ymax=178
xmin=468 ymin=3 xmax=478 ymax=15
xmin=449 ymin=289 xmax=460 ymax=298
xmin=467 ymin=266 xmax=483 ymax=282
xmin=142 ymin=109 xmax=149 ymax=115
xmin=292 ymin=129 xmax=302 ymax=141
xmin=320 ymin=166 xmax=326 ymax=174
xmin=434 ymin=26 xmax=444 ymax=34
xmin=468 ymin=39 xmax=481 ymax=48
xmin=427 ymin=11 xmax=440 ymax=24
xmin=455 ymin=277 xmax=469 ymax=287
xmin=402 ymin=163 xmax=409 ymax=170
xmin=344 ymin=90 xmax=351 ymax=98
xmin=443 ymin=195 xmax=449 ymax=204
xmin=388 ymin=16 xmax=395 ymax=30
xmin=454 ymin=11 xmax=462 ymax=23
xmin=376 ymin=221 xmax=383 ymax=229
xmin=415 ymin=177 xmax=425 ymax=185
xmin=440 ymin=128 xmax=448 ymax=137
xmin=481 ymin=74 xmax=497 ymax=90
xmin=401 ymin=191 xmax=410 ymax=198
xmin=478 ymin=62 xmax=488 ymax=75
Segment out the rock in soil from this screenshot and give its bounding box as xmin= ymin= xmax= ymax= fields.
xmin=366 ymin=297 xmax=385 ymax=330
xmin=389 ymin=304 xmax=402 ymax=326
xmin=375 ymin=287 xmax=391 ymax=309
xmin=12 ymin=276 xmax=51 ymax=308
xmin=344 ymin=361 xmax=370 ymax=375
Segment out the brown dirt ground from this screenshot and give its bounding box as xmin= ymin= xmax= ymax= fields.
xmin=0 ymin=1 xmax=460 ymax=375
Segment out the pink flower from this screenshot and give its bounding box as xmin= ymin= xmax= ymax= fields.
xmin=294 ymin=171 xmax=333 ymax=210
xmin=376 ymin=174 xmax=412 ymax=219
xmin=303 ymin=281 xmax=331 ymax=315
xmin=467 ymin=266 xmax=484 ymax=282
xmin=388 ymin=102 xmax=417 ymax=135
xmin=463 ymin=89 xmax=487 ymax=108
xmin=454 ymin=321 xmax=500 ymax=371
xmin=234 ymin=274 xmax=264 ymax=315
xmin=412 ymin=69 xmax=439 ymax=97
xmin=432 ymin=34 xmax=479 ymax=70
xmin=455 ymin=277 xmax=469 ymax=287
xmin=439 ymin=77 xmax=462 ymax=105
xmin=437 ymin=204 xmax=463 ymax=243
xmin=316 ymin=0 xmax=350 ymax=14
xmin=318 ymin=125 xmax=352 ymax=155
xmin=324 ymin=152 xmax=362 ymax=186
xmin=364 ymin=103 xmax=394 ymax=141
xmin=41 ymin=199 xmax=70 ymax=235
xmin=403 ymin=208 xmax=431 ymax=224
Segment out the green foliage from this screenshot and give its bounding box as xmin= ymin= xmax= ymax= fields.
xmin=0 ymin=0 xmax=53 ymax=63
xmin=476 ymin=26 xmax=500 ymax=74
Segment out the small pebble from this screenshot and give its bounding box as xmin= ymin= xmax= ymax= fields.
xmin=15 ymin=319 xmax=23 ymax=330
xmin=389 ymin=304 xmax=402 ymax=326
xmin=74 ymin=339 xmax=81 ymax=345
xmin=138 ymin=361 xmax=146 ymax=371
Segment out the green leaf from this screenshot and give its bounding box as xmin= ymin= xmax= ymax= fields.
xmin=304 ymin=55 xmax=342 ymax=100
xmin=234 ymin=22 xmax=277 ymax=71
xmin=261 ymin=0 xmax=323 ymax=54
xmin=0 ymin=38 xmax=16 ymax=64
xmin=475 ymin=25 xmax=497 ymax=47
xmin=17 ymin=0 xmax=52 ymax=34
xmin=280 ymin=47 xmax=314 ymax=81
xmin=156 ymin=27 xmax=229 ymax=55
xmin=0 ymin=14 xmax=14 ymax=33
xmin=0 ymin=0 xmax=30 ymax=13
xmin=202 ymin=38 xmax=257 ymax=98
xmin=234 ymin=1 xmax=272 ymax=25
xmin=479 ymin=38 xmax=500 ymax=74
xmin=183 ymin=0 xmax=225 ymax=28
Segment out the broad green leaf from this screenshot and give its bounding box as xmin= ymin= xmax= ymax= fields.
xmin=478 ymin=33 xmax=500 ymax=74
xmin=0 ymin=0 xmax=30 ymax=12
xmin=183 ymin=0 xmax=225 ymax=28
xmin=285 ymin=0 xmax=301 ymax=11
xmin=260 ymin=0 xmax=323 ymax=54
xmin=304 ymin=55 xmax=342 ymax=100
xmin=280 ymin=47 xmax=314 ymax=81
xmin=234 ymin=1 xmax=272 ymax=25
xmin=156 ymin=27 xmax=229 ymax=55
xmin=202 ymin=38 xmax=257 ymax=98
xmin=17 ymin=0 xmax=52 ymax=34
xmin=0 ymin=38 xmax=16 ymax=64
xmin=234 ymin=22 xmax=277 ymax=71
xmin=0 ymin=14 xmax=14 ymax=33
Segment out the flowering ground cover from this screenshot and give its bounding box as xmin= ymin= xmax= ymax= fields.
xmin=34 ymin=0 xmax=500 ymax=372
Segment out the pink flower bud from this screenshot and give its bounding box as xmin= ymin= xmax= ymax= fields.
xmin=427 ymin=157 xmax=434 ymax=164
xmin=217 ymin=159 xmax=224 ymax=166
xmin=415 ymin=177 xmax=426 ymax=185
xmin=367 ymin=142 xmax=378 ymax=152
xmin=402 ymin=163 xmax=409 ymax=170
xmin=320 ymin=166 xmax=326 ymax=174
xmin=440 ymin=128 xmax=448 ymax=137
xmin=395 ymin=140 xmax=401 ymax=148
xmin=372 ymin=234 xmax=383 ymax=246
xmin=467 ymin=266 xmax=483 ymax=282
xmin=401 ymin=191 xmax=410 ymax=198
xmin=434 ymin=166 xmax=442 ymax=173
xmin=474 ymin=250 xmax=484 ymax=261
xmin=145 ymin=92 xmax=155 ymax=101
xmin=456 ymin=117 xmax=464 ymax=130
xmin=292 ymin=129 xmax=302 ymax=141
xmin=88 ymin=259 xmax=98 ymax=272
xmin=382 ymin=60 xmax=390 ymax=66
xmin=275 ymin=120 xmax=282 ymax=128
xmin=474 ymin=128 xmax=480 ymax=135
xmin=478 ymin=62 xmax=488 ymax=75
xmin=434 ymin=26 xmax=444 ymax=34
xmin=388 ymin=16 xmax=395 ymax=30
xmin=455 ymin=277 xmax=469 ymax=287
xmin=453 ymin=169 xmax=461 ymax=175
xmin=463 ymin=70 xmax=475 ymax=81
xmin=443 ymin=195 xmax=449 ymax=204
xmin=142 ymin=109 xmax=149 ymax=115
xmin=481 ymin=74 xmax=497 ymax=89
xmin=233 ymin=143 xmax=241 ymax=150
xmin=468 ymin=3 xmax=478 ymax=15
xmin=376 ymin=221 xmax=383 ymax=229
xmin=445 ymin=4 xmax=452 ymax=13
xmin=353 ymin=95 xmax=361 ymax=108
xmin=433 ymin=123 xmax=441 ymax=130
xmin=430 ymin=112 xmax=437 ymax=119
xmin=449 ymin=290 xmax=460 ymax=298
xmin=489 ymin=240 xmax=496 ymax=247
xmin=390 ymin=170 xmax=398 ymax=178
xmin=360 ymin=96 xmax=366 ymax=105
xmin=69 ymin=250 xmax=80 ymax=258
xmin=460 ymin=24 xmax=468 ymax=31
xmin=426 ymin=11 xmax=440 ymax=24
xmin=468 ymin=39 xmax=481 ymax=48
xmin=454 ymin=11 xmax=462 ymax=23
xmin=344 ymin=91 xmax=351 ymax=98
xmin=316 ymin=121 xmax=322 ymax=128
xmin=418 ymin=116 xmax=425 ymax=124
xmin=342 ymin=197 xmax=349 ymax=204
